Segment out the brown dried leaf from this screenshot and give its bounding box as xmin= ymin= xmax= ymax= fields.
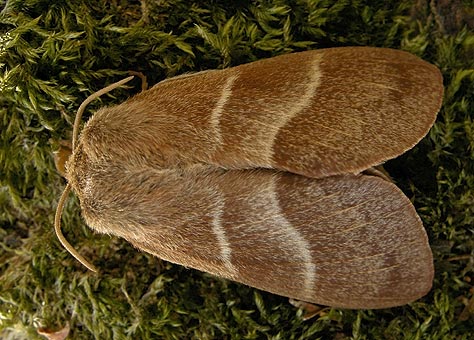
xmin=37 ymin=323 xmax=70 ymax=340
xmin=289 ymin=298 xmax=328 ymax=320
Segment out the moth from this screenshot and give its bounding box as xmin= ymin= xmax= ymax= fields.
xmin=55 ymin=47 xmax=444 ymax=309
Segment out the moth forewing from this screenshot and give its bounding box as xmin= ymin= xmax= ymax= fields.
xmin=60 ymin=47 xmax=443 ymax=309
xmin=67 ymin=158 xmax=433 ymax=309
xmin=77 ymin=47 xmax=443 ymax=179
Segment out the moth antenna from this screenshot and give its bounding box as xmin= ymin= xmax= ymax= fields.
xmin=57 ymin=75 xmax=135 ymax=272
xmin=128 ymin=71 xmax=148 ymax=91
xmin=72 ymin=75 xmax=135 ymax=148
xmin=55 ymin=183 xmax=98 ymax=272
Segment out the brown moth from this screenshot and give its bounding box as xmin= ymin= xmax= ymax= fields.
xmin=56 ymin=47 xmax=444 ymax=309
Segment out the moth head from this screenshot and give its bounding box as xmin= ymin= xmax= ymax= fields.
xmin=54 ymin=75 xmax=136 ymax=273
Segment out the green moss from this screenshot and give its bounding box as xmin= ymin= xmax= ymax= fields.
xmin=1 ymin=0 xmax=474 ymax=338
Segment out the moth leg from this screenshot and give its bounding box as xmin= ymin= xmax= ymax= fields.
xmin=459 ymin=294 xmax=474 ymax=321
xmin=289 ymin=298 xmax=328 ymax=321
xmin=128 ymin=71 xmax=148 ymax=92
xmin=363 ymin=165 xmax=393 ymax=183
xmin=140 ymin=0 xmax=149 ymax=25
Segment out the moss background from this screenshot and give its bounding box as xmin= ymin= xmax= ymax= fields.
xmin=1 ymin=0 xmax=474 ymax=339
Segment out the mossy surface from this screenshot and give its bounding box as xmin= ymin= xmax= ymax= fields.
xmin=1 ymin=0 xmax=474 ymax=339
